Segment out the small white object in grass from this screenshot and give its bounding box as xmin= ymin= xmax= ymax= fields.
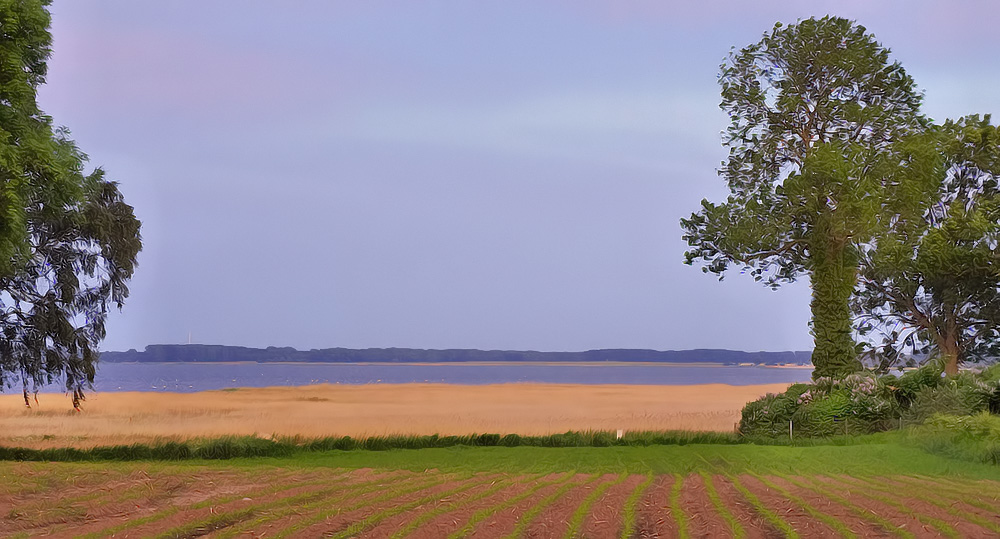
xmin=616 ymin=429 xmax=624 ymax=440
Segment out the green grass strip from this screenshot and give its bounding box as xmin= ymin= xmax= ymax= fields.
xmin=271 ymin=473 xmax=464 ymax=539
xmin=331 ymin=475 xmax=498 ymax=538
xmin=670 ymin=473 xmax=689 ymax=539
xmin=727 ymin=474 xmax=799 ymax=538
xmin=816 ymin=475 xmax=959 ymax=538
xmin=776 ymin=474 xmax=912 ymax=539
xmin=749 ymin=473 xmax=855 ymax=538
xmin=446 ymin=472 xmax=577 ymax=539
xmin=837 ymin=475 xmax=1000 ymax=534
xmin=153 ymin=473 xmax=415 ymax=539
xmin=699 ymin=472 xmax=745 ymax=539
xmin=390 ymin=473 xmax=547 ymax=539
xmin=619 ymin=473 xmax=654 ymax=539
xmin=212 ymin=472 xmax=441 ymax=539
xmin=564 ymin=473 xmax=627 ymax=538
xmin=503 ymin=474 xmax=604 ymax=539
xmin=79 ymin=470 xmax=338 ymax=539
xmin=0 ymin=430 xmax=743 ymax=462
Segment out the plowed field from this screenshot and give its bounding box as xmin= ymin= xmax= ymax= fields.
xmin=3 ymin=463 xmax=1000 ymax=538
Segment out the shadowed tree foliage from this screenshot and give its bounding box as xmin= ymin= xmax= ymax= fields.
xmin=855 ymin=115 xmax=1000 ymax=375
xmin=0 ymin=1 xmax=141 ymax=407
xmin=681 ymin=16 xmax=926 ymax=379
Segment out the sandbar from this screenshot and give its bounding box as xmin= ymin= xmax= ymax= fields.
xmin=0 ymin=383 xmax=791 ymax=449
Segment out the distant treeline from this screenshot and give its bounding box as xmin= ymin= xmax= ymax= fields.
xmin=100 ymin=345 xmax=812 ymax=365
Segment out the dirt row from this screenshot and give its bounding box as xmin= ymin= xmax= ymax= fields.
xmin=2 ymin=464 xmax=999 ymax=538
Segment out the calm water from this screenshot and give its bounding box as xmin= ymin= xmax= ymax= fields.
xmin=89 ymin=363 xmax=813 ymax=392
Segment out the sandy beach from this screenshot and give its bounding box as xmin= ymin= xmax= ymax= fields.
xmin=0 ymin=383 xmax=791 ymax=449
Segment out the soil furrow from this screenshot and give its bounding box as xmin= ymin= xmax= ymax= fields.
xmin=678 ymin=473 xmax=731 ymax=538
xmin=395 ymin=475 xmax=542 ymax=538
xmin=632 ymin=474 xmax=676 ymax=538
xmin=521 ymin=473 xmax=615 ymax=538
xmin=287 ymin=474 xmax=483 ymax=539
xmin=580 ymin=474 xmax=645 ymax=538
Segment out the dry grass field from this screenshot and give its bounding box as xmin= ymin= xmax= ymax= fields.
xmin=0 ymin=383 xmax=791 ymax=449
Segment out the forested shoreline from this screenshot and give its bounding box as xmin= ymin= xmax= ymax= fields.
xmin=100 ymin=344 xmax=812 ymax=365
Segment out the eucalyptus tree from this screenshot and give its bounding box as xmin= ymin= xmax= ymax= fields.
xmin=855 ymin=116 xmax=1000 ymax=375
xmin=681 ymin=16 xmax=926 ymax=378
xmin=0 ymin=1 xmax=142 ymax=406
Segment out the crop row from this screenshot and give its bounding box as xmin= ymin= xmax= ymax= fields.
xmin=2 ymin=465 xmax=1000 ymax=537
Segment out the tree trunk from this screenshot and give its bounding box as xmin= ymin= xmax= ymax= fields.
xmin=810 ymin=237 xmax=862 ymax=379
xmin=937 ymin=332 xmax=960 ymax=376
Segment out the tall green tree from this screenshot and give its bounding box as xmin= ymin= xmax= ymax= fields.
xmin=0 ymin=0 xmax=82 ymax=276
xmin=0 ymin=1 xmax=141 ymax=406
xmin=855 ymin=115 xmax=1000 ymax=375
xmin=681 ymin=16 xmax=926 ymax=378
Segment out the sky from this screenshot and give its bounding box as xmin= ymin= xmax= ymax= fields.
xmin=37 ymin=1 xmax=1000 ymax=353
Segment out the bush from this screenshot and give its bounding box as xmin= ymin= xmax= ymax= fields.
xmin=890 ymin=363 xmax=943 ymax=408
xmin=738 ymin=363 xmax=1000 ymax=440
xmin=901 ymin=375 xmax=996 ymax=424
xmin=739 ymin=392 xmax=797 ymax=437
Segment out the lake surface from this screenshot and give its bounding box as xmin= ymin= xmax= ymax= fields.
xmin=88 ymin=363 xmax=814 ymax=392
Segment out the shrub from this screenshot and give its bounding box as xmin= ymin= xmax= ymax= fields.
xmin=739 ymin=392 xmax=797 ymax=437
xmin=901 ymin=376 xmax=995 ymax=424
xmin=891 ymin=363 xmax=944 ymax=408
xmin=738 ymin=362 xmax=1000 ymax=440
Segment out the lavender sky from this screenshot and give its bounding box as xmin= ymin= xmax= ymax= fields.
xmin=39 ymin=1 xmax=1000 ymax=353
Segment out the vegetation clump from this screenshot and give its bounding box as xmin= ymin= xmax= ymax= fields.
xmin=739 ymin=363 xmax=1000 ymax=438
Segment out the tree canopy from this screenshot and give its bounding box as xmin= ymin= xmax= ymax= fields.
xmin=682 ymin=16 xmax=928 ymax=378
xmin=0 ymin=0 xmax=141 ymax=406
xmin=855 ymin=115 xmax=1000 ymax=374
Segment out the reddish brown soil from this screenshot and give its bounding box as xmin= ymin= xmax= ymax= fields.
xmin=401 ymin=474 xmax=546 ymax=538
xmin=3 ymin=466 xmax=302 ymax=537
xmin=810 ymin=475 xmax=961 ymax=537
xmin=64 ymin=469 xmax=405 ymax=539
xmin=678 ymin=473 xmax=732 ymax=538
xmin=765 ymin=475 xmax=894 ymax=537
xmin=706 ymin=474 xmax=774 ymax=539
xmin=883 ymin=475 xmax=1000 ymax=516
xmin=292 ymin=474 xmax=486 ymax=538
xmin=465 ymin=473 xmax=590 ymax=539
xmin=7 ymin=466 xmax=1000 ymax=538
xmin=828 ymin=475 xmax=998 ymax=537
xmin=581 ymin=474 xmax=646 ymax=538
xmin=230 ymin=470 xmax=448 ymax=538
xmin=737 ymin=474 xmax=842 ymax=537
xmin=632 ymin=474 xmax=676 ymax=538
xmin=523 ymin=473 xmax=618 ymax=538
xmin=358 ymin=476 xmax=505 ymax=539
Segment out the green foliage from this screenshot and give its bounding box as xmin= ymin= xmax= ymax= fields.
xmin=854 ymin=115 xmax=1000 ymax=375
xmin=907 ymin=412 xmax=1000 ymax=465
xmin=738 ymin=392 xmax=798 ymax=438
xmin=0 ymin=1 xmax=142 ymax=402
xmin=740 ymin=364 xmax=1000 ymax=439
xmin=683 ymin=16 xmax=925 ymax=379
xmin=901 ymin=374 xmax=997 ymax=424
